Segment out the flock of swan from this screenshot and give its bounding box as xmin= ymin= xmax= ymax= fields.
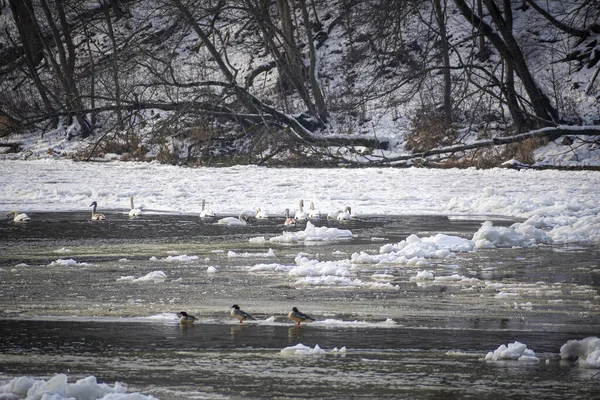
xmin=177 ymin=305 xmax=315 ymax=326
xmin=6 ymin=197 xmax=354 ymax=225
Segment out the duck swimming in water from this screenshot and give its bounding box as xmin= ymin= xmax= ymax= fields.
xmin=288 ymin=307 xmax=316 ymax=326
xmin=7 ymin=211 xmax=30 ymax=222
xmin=230 ymin=304 xmax=255 ymax=323
xmin=89 ymin=201 xmax=106 ymax=221
xmin=177 ymin=311 xmax=197 ymax=324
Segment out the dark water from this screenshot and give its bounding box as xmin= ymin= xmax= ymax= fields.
xmin=0 ymin=213 xmax=599 ymax=399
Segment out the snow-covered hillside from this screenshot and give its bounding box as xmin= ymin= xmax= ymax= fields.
xmin=0 ymin=0 xmax=599 ymax=167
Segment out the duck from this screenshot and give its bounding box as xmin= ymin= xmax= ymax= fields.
xmin=284 ymin=208 xmax=296 ymax=225
xmin=89 ymin=201 xmax=106 ymax=220
xmin=128 ymin=196 xmax=142 ymax=217
xmin=308 ymin=201 xmax=321 ymax=220
xmin=217 ymin=213 xmax=248 ymax=226
xmin=294 ymin=199 xmax=307 ymax=221
xmin=336 ymin=206 xmax=352 ymax=221
xmin=177 ymin=311 xmax=197 ymax=324
xmin=288 ymin=307 xmax=316 ymax=326
xmin=7 ymin=211 xmax=31 ymax=222
xmin=230 ymin=304 xmax=255 ymax=323
xmin=200 ymin=199 xmax=216 ymax=218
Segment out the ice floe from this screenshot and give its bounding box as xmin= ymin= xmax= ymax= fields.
xmin=560 ymin=336 xmax=600 ymax=369
xmin=484 ymin=341 xmax=539 ymax=362
xmin=0 ymin=374 xmax=158 ymax=399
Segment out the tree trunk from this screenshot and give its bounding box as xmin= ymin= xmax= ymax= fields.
xmin=8 ymin=0 xmax=55 ymax=116
xmin=482 ymin=0 xmax=558 ymax=124
xmin=103 ymin=3 xmax=124 ymax=130
xmin=39 ymin=0 xmax=92 ymax=137
xmin=501 ymin=0 xmax=527 ymax=130
xmin=274 ymin=0 xmax=318 ymax=118
xmin=433 ymin=0 xmax=452 ymax=125
xmin=299 ymin=0 xmax=328 ymax=122
xmin=453 ymin=0 xmax=558 ymax=126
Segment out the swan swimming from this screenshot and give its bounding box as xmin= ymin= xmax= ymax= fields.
xmin=308 ymin=201 xmax=321 ymax=220
xmin=288 ymin=307 xmax=316 ymax=326
xmin=294 ymin=199 xmax=308 ymax=220
xmin=177 ymin=311 xmax=197 ymax=324
xmin=337 ymin=205 xmax=352 ymax=220
xmin=7 ymin=211 xmax=30 ymax=222
xmin=230 ymin=304 xmax=256 ymax=323
xmin=200 ymin=199 xmax=216 ymax=218
xmin=90 ymin=202 xmax=106 ymax=220
xmin=255 ymin=207 xmax=270 ymax=219
xmin=217 ymin=213 xmax=248 ymax=226
xmin=89 ymin=201 xmax=106 ymax=221
xmin=284 ymin=208 xmax=296 ymax=225
xmin=128 ymin=196 xmax=142 ymax=217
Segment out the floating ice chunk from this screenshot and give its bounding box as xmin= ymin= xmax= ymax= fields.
xmin=270 ymin=221 xmax=352 ymax=243
xmin=280 ymin=343 xmax=327 ymax=356
xmin=473 ymin=221 xmax=551 ymax=249
xmin=249 ymin=236 xmax=267 ymax=243
xmin=0 ymin=376 xmax=37 ymax=397
xmin=353 ymin=233 xmax=473 ymax=265
xmin=330 ymin=346 xmax=347 ymax=354
xmin=67 ymin=375 xmax=128 ymax=399
xmin=150 ymin=254 xmax=199 ymax=263
xmin=560 ymin=336 xmax=600 ymax=369
xmin=140 ymin=313 xmax=180 ymax=322
xmin=206 ymin=266 xmax=217 ymax=273
xmin=485 ymin=341 xmax=539 ymax=362
xmin=119 ymin=271 xmax=167 ymax=283
xmin=0 ymin=374 xmax=158 ymax=400
xmin=289 ymin=255 xmax=351 ymax=277
xmin=495 ymin=291 xmax=519 ymax=298
xmin=228 ymin=248 xmax=275 ymax=258
xmin=248 ymin=263 xmax=292 ymax=272
xmin=53 ymin=247 xmax=72 ymax=253
xmin=410 ymin=270 xmax=435 ymax=280
xmin=48 ymin=258 xmax=89 ymax=267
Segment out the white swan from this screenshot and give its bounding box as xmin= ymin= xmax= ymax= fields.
xmin=327 ymin=209 xmax=342 ymax=219
xmin=200 ymin=199 xmax=216 ymax=218
xmin=128 ymin=196 xmax=142 ymax=217
xmin=337 ymin=205 xmax=352 ymax=220
xmin=294 ymin=199 xmax=307 ymax=220
xmin=255 ymin=207 xmax=270 ymax=219
xmin=284 ymin=208 xmax=296 ymax=225
xmin=308 ymin=201 xmax=321 ymax=220
xmin=217 ymin=213 xmax=248 ymax=226
xmin=7 ymin=211 xmax=30 ymax=222
xmin=90 ymin=201 xmax=106 ymax=221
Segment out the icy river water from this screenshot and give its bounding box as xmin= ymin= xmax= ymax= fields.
xmin=1 ymin=212 xmax=599 ymax=399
